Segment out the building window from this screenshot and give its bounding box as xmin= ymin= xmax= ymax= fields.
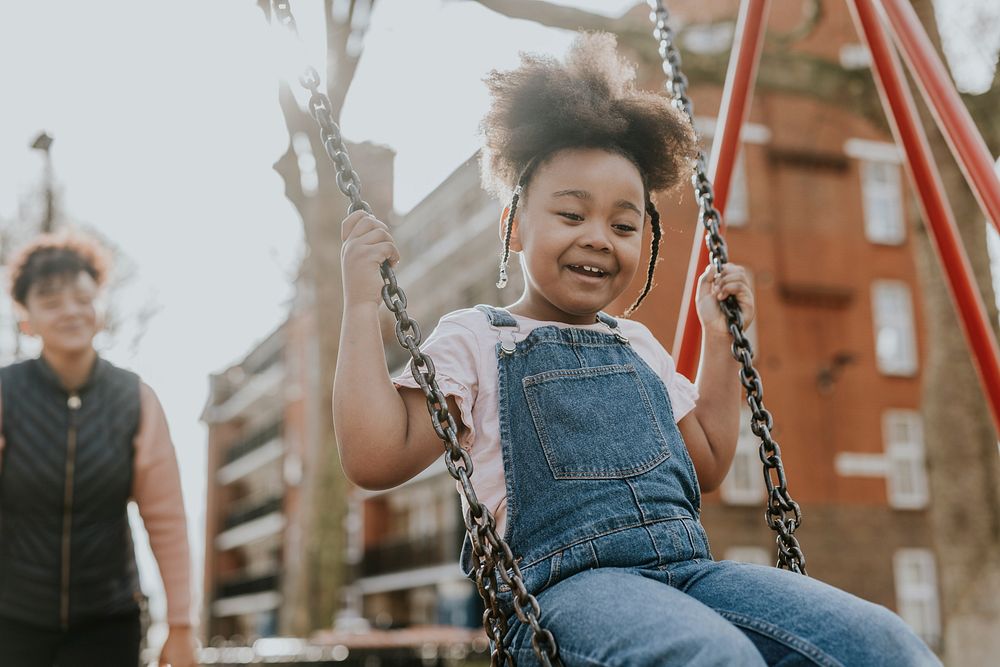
xmin=724 ymin=546 xmax=771 ymax=566
xmin=725 ymin=151 xmax=750 ymax=227
xmin=839 ymin=43 xmax=871 ymax=70
xmin=404 ymin=486 xmax=438 ymax=540
xmin=683 ymin=22 xmax=735 ymax=55
xmin=694 ymin=117 xmax=751 ymax=227
xmin=861 ymin=159 xmax=905 ymax=245
xmin=883 ymin=410 xmax=929 ymax=509
xmin=893 ymin=549 xmax=941 ymax=649
xmin=871 ymin=280 xmax=918 ymax=376
xmin=720 ymin=409 xmax=765 ymax=505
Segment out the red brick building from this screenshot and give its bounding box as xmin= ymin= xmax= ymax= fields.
xmin=200 ymin=282 xmax=319 ymax=642
xmin=202 ymin=0 xmax=966 ymax=655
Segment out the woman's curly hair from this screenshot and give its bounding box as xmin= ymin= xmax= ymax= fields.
xmin=480 ymin=32 xmax=697 ymax=198
xmin=8 ymin=232 xmax=111 ymax=306
xmin=480 ymin=32 xmax=698 ymax=315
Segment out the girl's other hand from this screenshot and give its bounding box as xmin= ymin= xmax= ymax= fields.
xmin=696 ymin=263 xmax=756 ymax=336
xmin=341 ymin=211 xmax=401 ymax=307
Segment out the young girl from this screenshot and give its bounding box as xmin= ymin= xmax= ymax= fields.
xmin=0 ymin=234 xmax=197 ymax=667
xmin=334 ymin=33 xmax=939 ymax=666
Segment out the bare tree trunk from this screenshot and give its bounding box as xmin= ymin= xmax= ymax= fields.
xmin=274 ymin=105 xmax=355 ymax=634
xmin=267 ymin=0 xmax=380 ymax=634
xmin=287 ymin=142 xmax=392 ymax=634
xmin=907 ymin=4 xmax=1000 ymax=662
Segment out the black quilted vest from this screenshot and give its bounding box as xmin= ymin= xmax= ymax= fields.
xmin=0 ymin=356 xmax=142 ymax=629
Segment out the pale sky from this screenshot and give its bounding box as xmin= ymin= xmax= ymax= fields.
xmin=0 ymin=0 xmax=996 ymax=640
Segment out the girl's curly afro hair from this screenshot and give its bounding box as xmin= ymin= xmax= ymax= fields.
xmin=480 ymin=32 xmax=697 ymax=198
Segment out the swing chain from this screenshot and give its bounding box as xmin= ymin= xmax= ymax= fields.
xmin=269 ymin=2 xmax=561 ymax=663
xmin=650 ymin=0 xmax=807 ymax=575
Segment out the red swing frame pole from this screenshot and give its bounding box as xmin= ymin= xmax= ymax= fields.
xmin=673 ymin=0 xmax=771 ymax=377
xmin=848 ymin=0 xmax=1000 ymax=435
xmin=879 ymin=0 xmax=1000 ymax=235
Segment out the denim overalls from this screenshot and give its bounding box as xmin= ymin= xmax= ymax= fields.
xmin=470 ymin=305 xmax=940 ymax=667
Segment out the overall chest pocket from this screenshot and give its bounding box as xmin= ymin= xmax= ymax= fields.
xmin=523 ymin=363 xmax=671 ymax=480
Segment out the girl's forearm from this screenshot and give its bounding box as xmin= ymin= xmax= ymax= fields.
xmin=692 ymin=331 xmax=743 ymax=476
xmin=333 ymin=302 xmax=409 ymax=486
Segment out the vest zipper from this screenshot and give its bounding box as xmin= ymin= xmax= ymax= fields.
xmin=60 ymin=392 xmax=82 ymax=629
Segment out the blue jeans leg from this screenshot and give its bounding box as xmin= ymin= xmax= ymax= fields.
xmin=665 ymin=559 xmax=942 ymax=667
xmin=505 ymin=567 xmax=767 ymax=667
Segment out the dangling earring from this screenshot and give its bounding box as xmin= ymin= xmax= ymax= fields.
xmin=496 ymin=262 xmax=509 ymax=290
xmin=497 ymin=185 xmax=522 ymax=289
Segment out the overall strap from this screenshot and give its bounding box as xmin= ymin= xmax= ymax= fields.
xmin=475 ymin=304 xmax=518 ymax=328
xmin=596 ymin=311 xmax=619 ymax=330
xmin=476 ymin=305 xmax=519 ymax=355
xmin=597 ymin=311 xmax=630 ymax=343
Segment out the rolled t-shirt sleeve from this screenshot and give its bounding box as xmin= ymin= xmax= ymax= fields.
xmin=392 ymin=318 xmax=479 ymax=450
xmin=660 ymin=349 xmax=699 ymax=421
xmin=629 ymin=321 xmax=698 ymax=422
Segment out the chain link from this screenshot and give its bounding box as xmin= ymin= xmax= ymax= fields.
xmin=269 ymin=2 xmax=562 ymax=663
xmin=649 ymin=0 xmax=807 ymax=574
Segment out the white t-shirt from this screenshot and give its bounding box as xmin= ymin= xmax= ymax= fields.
xmin=392 ymin=307 xmax=699 ymax=536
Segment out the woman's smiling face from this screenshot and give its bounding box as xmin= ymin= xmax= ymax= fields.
xmin=20 ymin=270 xmax=101 ymax=354
xmin=506 ymin=147 xmax=646 ymax=324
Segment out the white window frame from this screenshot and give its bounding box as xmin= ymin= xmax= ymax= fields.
xmin=683 ymin=22 xmax=735 ymax=55
xmin=893 ymin=549 xmax=941 ymax=649
xmin=844 ymin=139 xmax=906 ymax=245
xmin=839 ymin=43 xmax=871 ymax=70
xmin=871 ymin=280 xmax=918 ymax=377
xmin=724 ymin=546 xmax=771 ymax=566
xmin=883 ymin=410 xmax=929 ymax=509
xmin=861 ymin=159 xmax=905 ymax=245
xmin=693 ymin=116 xmax=757 ymax=227
xmin=720 ymin=408 xmax=765 ymax=505
xmin=407 ymin=486 xmax=437 ymax=539
xmin=726 ymin=150 xmax=750 ymax=227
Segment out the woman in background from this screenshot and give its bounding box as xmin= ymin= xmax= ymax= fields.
xmin=0 ymin=233 xmax=197 ymax=667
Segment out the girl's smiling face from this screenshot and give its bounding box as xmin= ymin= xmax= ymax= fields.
xmin=505 ymin=147 xmax=646 ymax=324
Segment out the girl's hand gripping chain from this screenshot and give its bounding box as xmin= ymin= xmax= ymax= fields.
xmin=695 ymin=263 xmax=756 ymax=336
xmin=341 ymin=210 xmax=401 ymax=306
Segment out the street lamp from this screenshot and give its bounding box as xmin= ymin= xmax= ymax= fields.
xmin=30 ymin=131 xmax=55 ymax=233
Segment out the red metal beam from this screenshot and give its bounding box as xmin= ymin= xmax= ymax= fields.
xmin=672 ymin=0 xmax=771 ymax=378
xmin=848 ymin=0 xmax=1000 ymax=435
xmin=879 ymin=0 xmax=1000 ymax=235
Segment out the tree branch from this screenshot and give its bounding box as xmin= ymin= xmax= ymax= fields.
xmin=325 ymin=0 xmax=356 ymax=120
xmin=470 ymin=0 xmax=634 ymax=33
xmin=274 ymin=82 xmax=308 ymax=210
